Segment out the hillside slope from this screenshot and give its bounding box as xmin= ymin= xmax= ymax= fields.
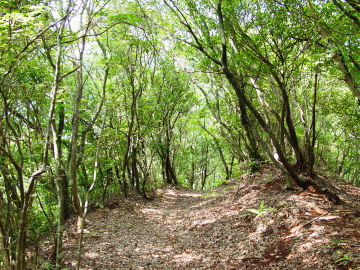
xmin=40 ymin=165 xmax=360 ymax=269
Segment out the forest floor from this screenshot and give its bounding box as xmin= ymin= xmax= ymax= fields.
xmin=39 ymin=164 xmax=360 ymax=269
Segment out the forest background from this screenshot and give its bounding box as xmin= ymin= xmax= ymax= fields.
xmin=0 ymin=0 xmax=359 ymax=269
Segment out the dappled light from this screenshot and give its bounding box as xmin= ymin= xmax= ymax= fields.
xmin=36 ymin=164 xmax=360 ymax=269
xmin=1 ymin=0 xmax=359 ymax=268
xmin=141 ymin=208 xmax=164 ymax=215
xmin=83 ymin=252 xmax=100 ymax=259
xmin=172 ymin=251 xmax=202 ymax=264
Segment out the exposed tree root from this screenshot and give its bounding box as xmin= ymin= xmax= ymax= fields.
xmin=296 ymin=176 xmax=343 ymax=205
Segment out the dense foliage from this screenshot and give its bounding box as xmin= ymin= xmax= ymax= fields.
xmin=0 ymin=0 xmax=358 ymax=268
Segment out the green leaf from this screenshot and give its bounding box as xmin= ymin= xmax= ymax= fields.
xmin=246 ymin=201 xmax=276 ymax=217
xmin=335 ymin=253 xmax=352 ymax=263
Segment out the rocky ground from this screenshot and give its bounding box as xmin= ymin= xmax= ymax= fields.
xmin=38 ymin=164 xmax=360 ymax=269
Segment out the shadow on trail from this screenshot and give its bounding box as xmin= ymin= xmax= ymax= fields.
xmin=59 ymin=170 xmax=360 ymax=270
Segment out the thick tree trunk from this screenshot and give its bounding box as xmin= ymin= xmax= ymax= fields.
xmin=165 ymin=153 xmax=178 ymax=185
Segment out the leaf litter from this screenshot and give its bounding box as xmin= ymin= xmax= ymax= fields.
xmin=39 ymin=164 xmax=360 ymax=269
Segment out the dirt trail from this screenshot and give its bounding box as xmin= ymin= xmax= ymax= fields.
xmin=62 ymin=187 xmax=216 ymax=269
xmin=48 ymin=165 xmax=360 ymax=270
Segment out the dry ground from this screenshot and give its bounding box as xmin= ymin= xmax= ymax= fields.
xmin=39 ymin=164 xmax=360 ymax=269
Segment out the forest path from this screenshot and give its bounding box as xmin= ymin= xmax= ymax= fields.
xmin=57 ymin=165 xmax=360 ymax=270
xmin=62 ymin=186 xmax=225 ymax=269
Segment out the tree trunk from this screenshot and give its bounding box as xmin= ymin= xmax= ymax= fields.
xmin=223 ymin=68 xmax=310 ymax=188
xmin=306 ymin=0 xmax=360 ymax=103
xmin=165 ymin=152 xmax=178 ymax=185
xmin=69 ymin=29 xmax=89 ymax=229
xmin=278 ymin=82 xmax=308 ymax=171
xmin=42 ymin=3 xmax=72 ymax=267
xmin=238 ymin=100 xmax=261 ymax=172
xmin=308 ymin=70 xmax=319 ymax=174
xmin=57 ymin=103 xmax=71 ymax=220
xmin=199 ymin=122 xmax=231 ymax=179
xmin=0 ymin=220 xmax=11 ymax=269
xmin=15 ymin=209 xmax=26 ymax=270
xmin=0 ymin=191 xmax=11 ymax=269
xmin=131 ymin=147 xmax=141 ymax=193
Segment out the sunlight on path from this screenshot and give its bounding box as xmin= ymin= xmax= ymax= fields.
xmin=60 ymin=183 xmax=360 ymax=270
